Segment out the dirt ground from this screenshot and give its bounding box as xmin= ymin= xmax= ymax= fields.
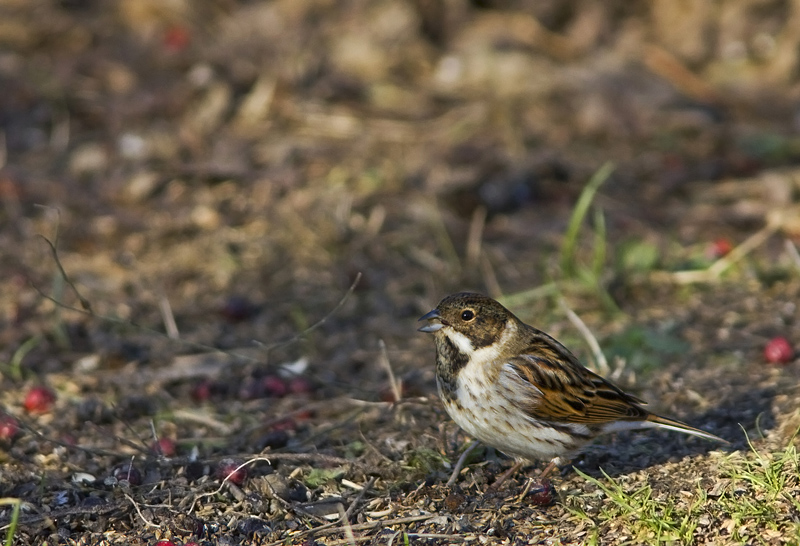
xmin=1 ymin=1 xmax=800 ymax=545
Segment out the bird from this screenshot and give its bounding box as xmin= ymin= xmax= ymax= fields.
xmin=418 ymin=292 xmax=727 ymax=487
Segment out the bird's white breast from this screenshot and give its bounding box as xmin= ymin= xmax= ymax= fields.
xmin=439 ymin=322 xmax=588 ymax=461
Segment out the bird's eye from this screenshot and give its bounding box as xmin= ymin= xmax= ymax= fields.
xmin=461 ymin=309 xmax=475 ymax=321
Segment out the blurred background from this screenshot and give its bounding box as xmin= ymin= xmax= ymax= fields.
xmin=2 ymin=0 xmax=799 ymax=413
xmin=3 ymin=0 xmax=799 ymax=375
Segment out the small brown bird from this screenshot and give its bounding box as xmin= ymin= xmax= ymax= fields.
xmin=419 ymin=292 xmax=726 ymax=485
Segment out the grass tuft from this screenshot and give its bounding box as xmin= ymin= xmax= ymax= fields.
xmin=3 ymin=336 xmax=42 ymax=381
xmin=571 ymin=468 xmax=699 ymax=544
xmin=0 ymin=498 xmax=21 ymax=546
xmin=559 ymin=161 xmax=614 ymax=278
xmin=569 ymin=433 xmax=800 ymax=545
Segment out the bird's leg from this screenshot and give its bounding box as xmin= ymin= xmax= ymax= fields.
xmin=488 ymin=460 xmax=524 ymax=490
xmin=537 ymin=458 xmax=560 ymax=479
xmin=490 ymin=457 xmax=560 ymax=492
xmin=447 ymin=440 xmax=480 ymax=486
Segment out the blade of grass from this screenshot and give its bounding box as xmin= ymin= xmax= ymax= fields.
xmin=560 ymin=299 xmax=608 ymax=375
xmin=0 ymin=498 xmax=21 ymax=546
xmin=497 ymin=282 xmax=559 ymax=309
xmin=591 ymin=207 xmax=606 ymax=281
xmin=6 ymin=335 xmax=42 ymax=381
xmin=560 ymin=162 xmax=614 ymax=277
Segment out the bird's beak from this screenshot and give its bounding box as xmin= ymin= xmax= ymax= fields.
xmin=418 ymin=309 xmax=444 ymax=333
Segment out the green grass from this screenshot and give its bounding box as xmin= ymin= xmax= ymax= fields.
xmin=559 ymin=161 xmax=614 ymax=279
xmin=715 ymin=435 xmax=800 ymax=544
xmin=501 ymin=162 xmax=619 ymax=317
xmin=304 ymin=467 xmax=346 ymax=488
xmin=0 ymin=498 xmax=21 ymax=546
xmin=404 ymin=447 xmax=449 ymax=475
xmin=1 ymin=336 xmax=42 ymax=381
xmin=601 ymin=324 xmax=689 ymax=374
xmin=570 ymin=468 xmax=701 ymax=544
xmin=567 ymin=433 xmax=800 ymax=545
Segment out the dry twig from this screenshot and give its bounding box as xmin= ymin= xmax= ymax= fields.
xmin=652 ymin=212 xmax=785 ymax=284
xmin=560 ymin=298 xmax=609 ymax=375
xmin=378 ymin=339 xmax=401 ymax=403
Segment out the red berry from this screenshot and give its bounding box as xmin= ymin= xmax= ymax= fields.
xmin=152 ymin=437 xmax=177 ymax=457
xmin=154 ymin=541 xmax=177 ymax=546
xmin=191 ymin=380 xmax=212 ymax=402
xmin=271 ymin=418 xmax=296 ymax=432
xmin=184 ymin=543 xmax=200 ymax=546
xmin=262 ymin=375 xmax=288 ymax=397
xmin=0 ymin=414 xmax=20 ymax=440
xmin=288 ymin=376 xmax=313 ymax=395
xmin=163 ymin=25 xmax=191 ymax=52
xmin=216 ymin=458 xmax=247 ymax=485
xmin=764 ymin=337 xmax=794 ymax=364
xmin=23 ymin=386 xmax=56 ymax=414
xmin=527 ymin=478 xmax=556 ymax=506
xmin=708 ymin=238 xmax=733 ymax=259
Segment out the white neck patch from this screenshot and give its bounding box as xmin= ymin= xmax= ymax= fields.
xmin=446 ymin=329 xmax=476 ymax=356
xmin=444 ymin=319 xmax=517 ymax=367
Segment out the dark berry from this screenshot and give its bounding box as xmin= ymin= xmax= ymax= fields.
xmin=191 ymin=380 xmax=213 ymax=402
xmin=117 ymin=395 xmax=156 ymax=419
xmin=219 ymin=296 xmax=257 ymax=323
xmin=185 ymin=461 xmax=206 ymax=481
xmin=76 ymin=397 xmax=113 ymax=424
xmin=258 ymin=429 xmax=289 ymax=450
xmin=112 ymin=463 xmax=142 ymax=486
xmin=0 ymin=414 xmax=20 ymax=440
xmin=217 ymin=458 xmax=247 ymax=485
xmin=288 ymin=376 xmax=313 ymax=395
xmin=527 ymin=478 xmax=556 ymax=506
xmin=262 ymin=375 xmax=288 ymax=397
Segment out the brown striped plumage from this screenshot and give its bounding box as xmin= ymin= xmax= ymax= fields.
xmin=419 ymin=292 xmax=726 ymax=481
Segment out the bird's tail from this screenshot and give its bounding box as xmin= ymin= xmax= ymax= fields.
xmin=646 ymin=414 xmax=728 ymax=444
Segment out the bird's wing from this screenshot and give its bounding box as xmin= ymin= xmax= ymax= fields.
xmin=499 ymin=333 xmax=650 ymax=425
